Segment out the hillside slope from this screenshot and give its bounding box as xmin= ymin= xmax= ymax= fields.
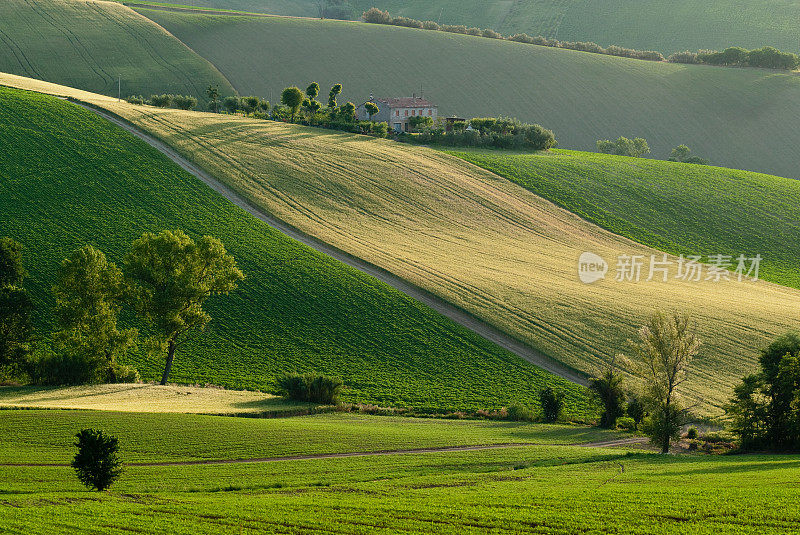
xmin=0 ymin=0 xmax=234 ymax=99
xmin=449 ymin=148 xmax=800 ymax=290
xmin=6 ymin=74 xmax=800 ymax=413
xmin=126 ymin=0 xmax=800 ymax=53
xmin=0 ymin=83 xmax=591 ymax=414
xmin=136 ymin=9 xmax=800 ymax=179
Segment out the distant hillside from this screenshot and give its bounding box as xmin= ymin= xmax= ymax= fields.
xmin=136 ymin=8 xmax=800 ymax=179
xmin=0 ymin=0 xmax=233 ymax=99
xmin=124 ymin=0 xmax=800 ymax=54
xmin=8 ymin=74 xmax=800 ymax=413
xmin=0 ymin=83 xmax=590 ymax=414
xmin=450 ymin=148 xmax=800 ymax=290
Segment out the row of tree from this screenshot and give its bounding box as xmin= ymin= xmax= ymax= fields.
xmin=597 ymin=137 xmax=709 ymax=164
xmin=362 ymin=8 xmax=799 ymax=71
xmin=669 ymin=46 xmax=800 ymax=70
xmin=405 ymin=116 xmax=557 ymax=151
xmin=0 ymin=231 xmax=243 ymax=386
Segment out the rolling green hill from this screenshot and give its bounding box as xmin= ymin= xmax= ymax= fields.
xmin=0 ymin=84 xmax=591 ymax=414
xmin=9 ymin=74 xmax=800 ymax=413
xmin=135 ymin=8 xmax=800 ymax=180
xmin=125 ymin=0 xmax=800 ymax=54
xmin=0 ymin=0 xmax=234 ymax=99
xmin=448 ymin=148 xmax=800 ymax=290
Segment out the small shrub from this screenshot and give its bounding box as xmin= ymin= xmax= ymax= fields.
xmin=539 ymin=387 xmax=564 ymax=422
xmin=617 ymin=416 xmax=636 ymax=430
xmin=507 ymin=402 xmax=534 ymax=422
xmin=71 ymin=429 xmax=123 ymax=491
xmin=125 ymin=95 xmax=145 ymax=105
xmin=172 ymin=95 xmax=198 ymax=110
xmin=362 ymin=7 xmax=390 ymax=24
xmin=278 ymin=372 xmax=343 ymax=404
xmin=686 ymin=426 xmax=699 ymax=439
xmin=421 ymin=20 xmax=439 ymax=30
xmin=107 ymin=364 xmax=140 ymax=384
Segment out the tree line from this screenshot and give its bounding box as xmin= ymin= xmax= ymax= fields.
xmin=597 ymin=136 xmax=709 ymax=165
xmin=0 ymin=231 xmax=243 ymax=387
xmin=405 ymin=116 xmax=556 ymax=151
xmin=362 ymin=7 xmax=800 ymax=71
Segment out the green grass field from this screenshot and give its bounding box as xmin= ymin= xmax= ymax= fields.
xmin=136 ymin=8 xmax=800 ymax=180
xmin=9 ymin=74 xmax=800 ymax=413
xmin=448 ymin=148 xmax=800 ymax=290
xmin=2 ymin=409 xmax=800 ymax=533
xmin=0 ymin=0 xmax=234 ymax=99
xmin=125 ymin=0 xmax=800 ymax=54
xmin=0 ymin=84 xmax=592 ymax=415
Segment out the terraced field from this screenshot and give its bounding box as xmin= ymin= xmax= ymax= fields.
xmin=0 ymin=82 xmax=591 ymax=414
xmin=0 ymin=0 xmax=233 ymax=99
xmin=136 ymin=8 xmax=800 ymax=179
xmin=6 ymin=74 xmax=800 ymax=413
xmin=125 ymin=0 xmax=800 ymax=53
xmin=2 ymin=409 xmax=800 ymax=533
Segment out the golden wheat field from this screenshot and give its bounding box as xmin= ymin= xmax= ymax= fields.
xmin=4 ymin=72 xmax=799 ymax=414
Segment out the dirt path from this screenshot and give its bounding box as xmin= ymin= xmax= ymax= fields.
xmin=69 ymin=101 xmax=587 ymax=386
xmin=0 ymin=438 xmax=647 ymax=467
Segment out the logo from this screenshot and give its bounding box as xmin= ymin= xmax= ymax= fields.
xmin=578 ymin=252 xmax=608 ymax=284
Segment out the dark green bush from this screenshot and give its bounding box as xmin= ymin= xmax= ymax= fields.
xmin=148 ymin=94 xmax=172 ymax=108
xmin=71 ymin=429 xmax=123 ymax=491
xmin=278 ymin=372 xmax=343 ymax=404
xmin=539 ymin=387 xmax=564 ymax=422
xmin=686 ymin=426 xmax=699 ymax=439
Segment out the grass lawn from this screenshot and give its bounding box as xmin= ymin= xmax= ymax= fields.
xmin=2 ymin=409 xmax=800 ymax=533
xmin=0 ymin=410 xmax=620 ymax=463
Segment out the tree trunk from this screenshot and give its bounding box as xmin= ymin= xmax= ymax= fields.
xmin=160 ymin=339 xmax=176 ymax=385
xmin=661 ymin=435 xmax=670 ymax=454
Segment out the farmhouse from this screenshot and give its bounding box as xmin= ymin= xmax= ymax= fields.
xmin=356 ymin=94 xmax=438 ymax=132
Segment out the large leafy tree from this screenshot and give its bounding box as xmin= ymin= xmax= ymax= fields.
xmin=622 ymin=311 xmax=700 ymax=453
xmin=0 ymin=237 xmax=33 ymax=373
xmin=124 ymin=230 xmax=243 ymax=385
xmin=72 ymin=429 xmax=123 ymax=491
xmin=52 ymin=246 xmax=136 ymax=382
xmin=281 ymin=86 xmax=304 ymax=122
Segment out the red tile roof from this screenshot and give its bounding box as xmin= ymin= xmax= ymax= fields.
xmin=375 ymin=97 xmax=436 ymax=108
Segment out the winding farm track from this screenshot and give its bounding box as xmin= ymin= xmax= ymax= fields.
xmin=0 ymin=437 xmax=647 ymax=467
xmin=70 ymin=100 xmax=587 ymax=387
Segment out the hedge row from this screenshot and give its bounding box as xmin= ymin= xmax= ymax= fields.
xmin=362 ymin=7 xmax=799 ymax=70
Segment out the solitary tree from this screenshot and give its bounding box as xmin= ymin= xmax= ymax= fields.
xmin=72 ymin=429 xmax=123 ymax=491
xmin=206 ymin=84 xmax=220 ymax=113
xmin=669 ymin=144 xmax=692 ymax=162
xmin=623 ymin=311 xmax=701 ymax=453
xmin=52 ymin=246 xmax=136 ymax=383
xmin=0 ymin=237 xmax=33 ymax=373
xmin=588 ymin=359 xmax=625 ymax=428
xmin=124 ymin=230 xmax=243 ymax=385
xmin=281 ymin=86 xmax=304 ymax=122
xmin=364 ymin=101 xmax=379 ymax=120
xmin=328 ymin=83 xmax=342 ymax=108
